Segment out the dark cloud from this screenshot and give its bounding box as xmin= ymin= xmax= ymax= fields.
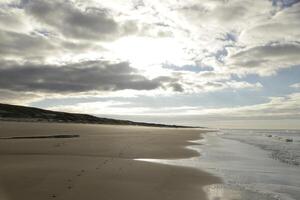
xmin=0 ymin=29 xmax=105 ymax=60
xmin=0 ymin=30 xmax=55 ymax=57
xmin=22 ymin=0 xmax=119 ymax=40
xmin=205 ymin=82 xmax=224 ymax=88
xmin=169 ymin=83 xmax=184 ymax=92
xmin=0 ymin=60 xmax=171 ymax=93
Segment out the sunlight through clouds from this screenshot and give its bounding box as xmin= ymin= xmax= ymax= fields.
xmin=106 ymin=36 xmax=190 ymax=69
xmin=0 ymin=0 xmax=300 ymax=128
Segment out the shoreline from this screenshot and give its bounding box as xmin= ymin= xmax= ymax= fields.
xmin=0 ymin=121 xmax=220 ymax=200
xmin=145 ymin=130 xmax=300 ymax=200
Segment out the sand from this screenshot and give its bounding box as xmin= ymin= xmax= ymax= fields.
xmin=0 ymin=121 xmax=220 ymax=200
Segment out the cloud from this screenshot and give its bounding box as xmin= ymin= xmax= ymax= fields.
xmin=166 ymin=0 xmax=300 ymax=76
xmin=48 ymin=101 xmax=150 ymax=116
xmin=290 ymin=83 xmax=300 ymax=89
xmin=21 ymin=0 xmax=121 ymax=41
xmin=240 ymin=23 xmax=300 ymax=45
xmin=237 ymin=3 xmax=300 ymax=50
xmin=187 ymin=93 xmax=300 ymax=119
xmin=44 ymin=93 xmax=300 ymax=121
xmin=0 ymin=60 xmax=168 ymax=93
xmin=0 ymin=0 xmax=299 ymax=129
xmin=0 ymin=89 xmax=43 ymax=105
xmin=0 ymin=29 xmax=108 ymax=65
xmin=0 ymin=58 xmax=260 ymax=96
xmin=1 ymin=0 xmax=299 ymax=77
xmin=168 ymin=71 xmax=262 ymax=93
xmin=226 ymin=43 xmax=300 ymax=75
xmin=179 ymin=1 xmax=251 ymax=26
xmin=0 ymin=29 xmax=55 ymax=57
xmin=271 ymin=0 xmax=300 ymax=8
xmin=0 ymin=3 xmax=30 ymax=32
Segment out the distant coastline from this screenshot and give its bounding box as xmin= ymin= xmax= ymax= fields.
xmin=0 ymin=103 xmax=202 ymax=129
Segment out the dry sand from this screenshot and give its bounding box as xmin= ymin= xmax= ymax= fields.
xmin=0 ymin=121 xmax=220 ymax=200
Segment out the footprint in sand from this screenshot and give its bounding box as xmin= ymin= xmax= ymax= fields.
xmin=77 ymin=169 xmax=86 ymax=176
xmin=96 ymin=159 xmax=110 ymax=169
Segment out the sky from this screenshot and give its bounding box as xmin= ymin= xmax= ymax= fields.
xmin=0 ymin=0 xmax=300 ymax=129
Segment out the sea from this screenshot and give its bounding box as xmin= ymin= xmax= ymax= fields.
xmin=137 ymin=129 xmax=300 ymax=200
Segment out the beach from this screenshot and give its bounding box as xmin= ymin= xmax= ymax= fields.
xmin=141 ymin=129 xmax=300 ymax=200
xmin=0 ymin=121 xmax=220 ymax=200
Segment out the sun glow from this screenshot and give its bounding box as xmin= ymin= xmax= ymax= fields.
xmin=107 ymin=36 xmax=189 ymax=69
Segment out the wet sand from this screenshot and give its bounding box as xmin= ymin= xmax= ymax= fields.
xmin=0 ymin=121 xmax=220 ymax=200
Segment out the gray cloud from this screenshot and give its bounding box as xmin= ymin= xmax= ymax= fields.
xmin=22 ymin=0 xmax=119 ymax=40
xmin=168 ymin=83 xmax=184 ymax=92
xmin=0 ymin=60 xmax=169 ymax=93
xmin=232 ymin=43 xmax=300 ymax=60
xmin=179 ymin=1 xmax=250 ymax=28
xmin=0 ymin=29 xmax=106 ymax=61
xmin=0 ymin=30 xmax=55 ymax=57
xmin=227 ymin=43 xmax=300 ymax=75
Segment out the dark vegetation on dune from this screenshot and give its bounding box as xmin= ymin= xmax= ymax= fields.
xmin=0 ymin=103 xmax=200 ymax=128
